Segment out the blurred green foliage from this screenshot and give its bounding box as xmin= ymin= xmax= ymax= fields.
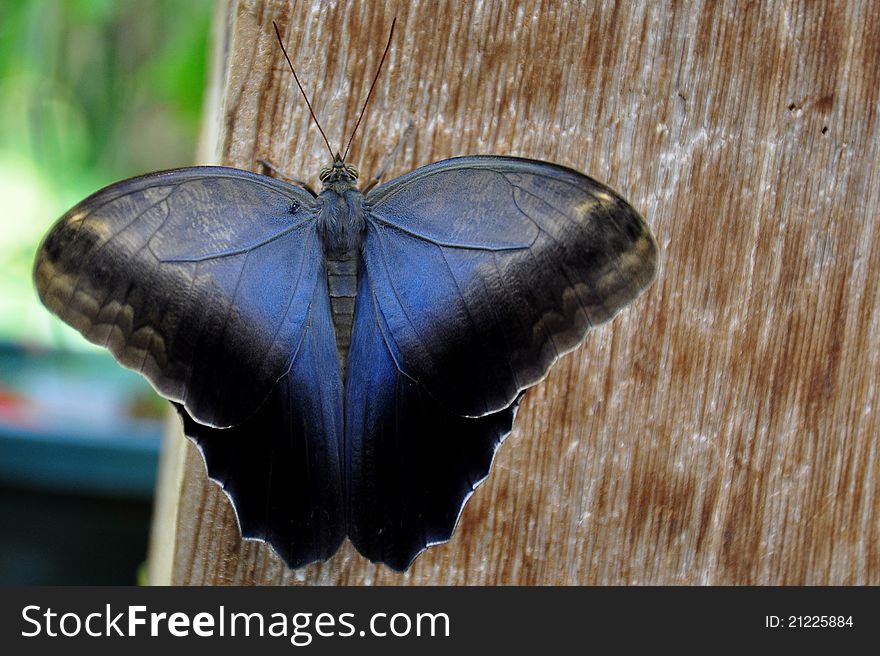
xmin=0 ymin=0 xmax=213 ymax=347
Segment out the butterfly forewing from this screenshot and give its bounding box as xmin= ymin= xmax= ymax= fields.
xmin=34 ymin=167 xmax=322 ymax=429
xmin=363 ymin=156 xmax=658 ymax=419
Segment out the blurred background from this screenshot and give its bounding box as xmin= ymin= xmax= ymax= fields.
xmin=0 ymin=0 xmax=213 ymax=583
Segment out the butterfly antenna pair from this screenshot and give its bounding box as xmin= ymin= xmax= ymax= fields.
xmin=272 ymin=18 xmax=397 ymax=164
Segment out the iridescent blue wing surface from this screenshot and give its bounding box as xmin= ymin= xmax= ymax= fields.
xmin=34 ymin=166 xmax=346 ymax=565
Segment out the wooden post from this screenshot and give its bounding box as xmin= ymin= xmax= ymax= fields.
xmin=147 ymin=0 xmax=880 ymax=585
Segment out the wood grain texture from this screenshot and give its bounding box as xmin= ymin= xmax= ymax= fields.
xmin=146 ymin=0 xmax=880 ymax=585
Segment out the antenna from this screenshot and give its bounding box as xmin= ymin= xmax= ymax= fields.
xmin=272 ymin=21 xmax=334 ymax=159
xmin=342 ymin=17 xmax=397 ymax=162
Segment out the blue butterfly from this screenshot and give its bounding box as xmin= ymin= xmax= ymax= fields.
xmin=33 ymin=21 xmax=657 ymax=571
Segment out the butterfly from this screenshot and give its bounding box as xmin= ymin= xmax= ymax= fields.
xmin=32 ymin=19 xmax=658 ymax=571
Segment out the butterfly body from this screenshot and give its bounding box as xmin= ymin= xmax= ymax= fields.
xmin=313 ymin=157 xmax=367 ymax=375
xmin=35 ymin=155 xmax=658 ymax=570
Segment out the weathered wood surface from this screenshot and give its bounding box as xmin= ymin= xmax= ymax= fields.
xmin=147 ymin=0 xmax=880 ymax=585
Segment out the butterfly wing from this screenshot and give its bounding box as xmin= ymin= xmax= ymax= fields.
xmin=35 ymin=166 xmax=346 ymax=566
xmin=364 ymin=155 xmax=658 ymax=418
xmin=344 ymin=156 xmax=656 ymax=568
xmin=34 ymin=166 xmax=322 ymax=428
xmin=180 ymin=269 xmax=345 ymax=567
xmin=344 ymin=266 xmax=520 ymax=570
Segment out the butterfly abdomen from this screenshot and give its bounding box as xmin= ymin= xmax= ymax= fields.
xmin=326 ymin=245 xmax=360 ymax=381
xmin=318 ymin=186 xmax=367 ymax=381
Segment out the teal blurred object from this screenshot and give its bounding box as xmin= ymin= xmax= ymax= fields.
xmin=0 ymin=343 xmax=163 ymax=498
xmin=0 ymin=343 xmax=164 ymax=583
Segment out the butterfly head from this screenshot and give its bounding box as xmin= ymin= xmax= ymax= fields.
xmin=319 ymin=153 xmax=359 ymax=189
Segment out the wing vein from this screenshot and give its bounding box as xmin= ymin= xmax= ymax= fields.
xmin=507 ymin=187 xmax=600 ymax=326
xmin=211 ymin=248 xmax=251 ymax=414
xmin=254 ymin=227 xmax=317 ymax=383
xmin=156 ymin=219 xmax=310 ymax=263
xmin=370 ymin=226 xmax=435 ymax=378
xmin=369 ymin=214 xmax=533 ymax=251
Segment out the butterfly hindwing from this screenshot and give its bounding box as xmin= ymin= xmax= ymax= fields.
xmin=344 ymin=265 xmax=519 ymax=570
xmin=34 ymin=166 xmax=322 ymax=429
xmin=180 ymin=267 xmax=345 ymax=567
xmin=365 ymin=155 xmax=658 ymax=418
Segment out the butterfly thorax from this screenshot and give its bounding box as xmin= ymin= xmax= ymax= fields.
xmin=316 ymin=186 xmax=366 ymax=256
xmin=317 ymin=156 xmax=365 ymax=256
xmin=317 ymin=158 xmax=367 ymax=382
